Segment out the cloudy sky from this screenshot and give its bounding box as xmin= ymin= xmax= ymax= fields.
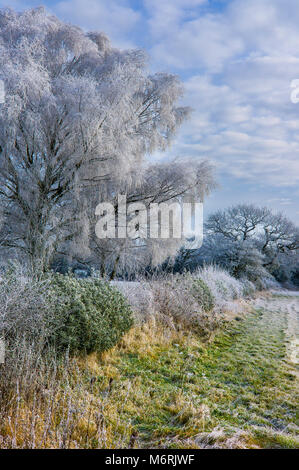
xmin=2 ymin=0 xmax=299 ymax=222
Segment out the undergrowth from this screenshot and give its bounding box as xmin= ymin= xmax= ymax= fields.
xmin=1 ymin=296 xmax=298 ymax=449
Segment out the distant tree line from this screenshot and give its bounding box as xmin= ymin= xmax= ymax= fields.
xmin=171 ymin=204 xmax=299 ymax=287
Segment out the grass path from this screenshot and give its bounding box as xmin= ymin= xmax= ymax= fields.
xmin=2 ymin=293 xmax=298 ymax=449
xmin=97 ymin=292 xmax=299 ymax=448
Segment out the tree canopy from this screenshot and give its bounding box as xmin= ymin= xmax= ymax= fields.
xmin=0 ymin=7 xmax=215 ymax=274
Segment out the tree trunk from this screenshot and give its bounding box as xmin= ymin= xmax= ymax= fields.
xmin=110 ymin=254 xmax=120 ymax=280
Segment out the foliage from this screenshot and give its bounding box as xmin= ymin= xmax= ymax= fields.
xmin=174 ymin=204 xmax=299 ymax=287
xmin=191 ymin=278 xmax=215 ymax=313
xmin=48 ymin=274 xmax=133 ymax=354
xmin=195 ymin=265 xmax=245 ymax=304
xmin=0 ymin=7 xmax=215 ymax=273
xmin=271 ymin=252 xmax=299 ymax=286
xmin=0 ymin=264 xmax=56 ymax=343
xmin=147 ymin=266 xmax=248 ymax=335
xmin=149 ymin=273 xmax=217 ymax=336
xmin=204 ymin=204 xmax=299 ymax=280
xmin=240 ymin=278 xmax=257 ymax=297
xmin=1 ymin=293 xmax=298 ymax=449
xmin=0 ymin=267 xmax=133 ymax=356
xmin=110 ymin=280 xmax=155 ymax=322
xmin=198 ymin=236 xmax=271 ymax=287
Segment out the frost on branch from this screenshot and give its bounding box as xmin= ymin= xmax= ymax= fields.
xmin=0 ymin=7 xmax=215 ymax=274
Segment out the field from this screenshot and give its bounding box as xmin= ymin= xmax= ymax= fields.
xmin=1 ymin=291 xmax=297 ymax=449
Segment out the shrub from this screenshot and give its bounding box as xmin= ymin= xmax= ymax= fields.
xmin=48 ymin=275 xmax=133 ymax=354
xmin=149 ymin=273 xmax=219 ymax=336
xmin=0 ymin=265 xmax=55 ymax=343
xmin=255 ymin=276 xmax=281 ymax=291
xmin=240 ymin=278 xmax=256 ymax=297
xmin=196 ymin=265 xmax=244 ymax=306
xmin=0 ymin=268 xmax=133 ymax=357
xmin=110 ymin=280 xmax=154 ymax=322
xmin=191 ymin=278 xmax=215 ymax=312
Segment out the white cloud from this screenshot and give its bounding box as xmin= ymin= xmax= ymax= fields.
xmin=0 ymin=0 xmax=298 ymax=219
xmin=54 ymin=0 xmax=141 ymax=48
xmin=147 ymin=0 xmax=299 ymax=71
xmin=163 ymin=68 xmax=299 ymax=188
xmin=145 ymin=0 xmax=207 ymax=38
xmin=149 ymin=13 xmax=244 ymax=71
xmin=0 ymin=0 xmax=39 ymax=9
xmin=266 ymin=198 xmax=293 ymax=206
xmin=141 ymin=0 xmax=299 ymax=192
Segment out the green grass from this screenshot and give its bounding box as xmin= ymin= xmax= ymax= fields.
xmin=97 ymin=300 xmax=299 ymax=448
xmin=2 ymin=295 xmax=298 ymax=448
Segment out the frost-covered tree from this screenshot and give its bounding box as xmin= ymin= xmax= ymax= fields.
xmin=85 ymin=158 xmax=214 ymax=278
xmin=205 ymin=204 xmax=269 ymax=241
xmin=203 ymin=204 xmax=299 ymax=280
xmin=271 ymin=251 xmax=299 ymax=285
xmin=207 ymin=205 xmax=298 ymax=263
xmin=200 ymin=235 xmax=269 ymax=281
xmin=256 ymin=212 xmax=299 ymax=269
xmin=0 ymin=7 xmax=215 ymax=272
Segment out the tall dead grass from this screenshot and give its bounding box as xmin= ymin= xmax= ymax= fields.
xmin=0 ymin=343 xmax=134 ymax=448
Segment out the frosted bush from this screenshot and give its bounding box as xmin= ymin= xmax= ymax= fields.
xmin=0 ymin=267 xmax=133 ymax=356
xmin=194 ymin=265 xmax=245 ymax=309
xmin=148 ymin=273 xmax=220 ymax=335
xmin=240 ymin=278 xmax=257 ymax=297
xmin=110 ymin=281 xmax=154 ymax=322
xmin=0 ymin=266 xmax=55 ymax=342
xmin=111 ymin=265 xmax=255 ymax=334
xmin=48 ymin=275 xmax=133 ymax=354
xmin=258 ymin=276 xmax=281 ymax=290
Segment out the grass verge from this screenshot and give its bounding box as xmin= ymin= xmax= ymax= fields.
xmin=0 ymin=296 xmax=298 ymax=448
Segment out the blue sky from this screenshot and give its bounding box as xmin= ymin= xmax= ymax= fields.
xmin=2 ymin=0 xmax=299 ymax=222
